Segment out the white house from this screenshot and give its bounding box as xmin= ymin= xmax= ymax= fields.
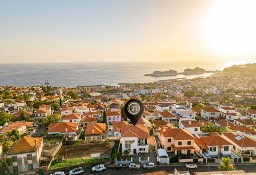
xmin=120 ymin=125 xmax=149 ymax=155
xmin=179 ymin=120 xmax=209 ymax=135
xmin=106 ymin=109 xmax=121 ymax=125
xmin=61 ymin=113 xmax=81 ymax=123
xmin=194 ymin=132 xmax=233 ymax=161
xmin=48 ymin=122 xmax=78 ymax=138
xmin=7 ymin=136 xmax=43 ymax=175
xmin=247 ymin=109 xmax=256 ymax=119
xmin=109 ymin=121 xmax=128 ymax=137
xmin=201 ymin=106 xmax=221 ymax=120
xmin=221 ymin=132 xmax=256 ymax=161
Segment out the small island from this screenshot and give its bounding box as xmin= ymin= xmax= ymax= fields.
xmin=145 ymin=67 xmax=217 ymax=77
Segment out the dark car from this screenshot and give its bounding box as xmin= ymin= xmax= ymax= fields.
xmin=113 ymin=163 xmax=125 ymax=170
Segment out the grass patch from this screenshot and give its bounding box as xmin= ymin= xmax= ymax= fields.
xmin=44 ymin=135 xmax=64 ymax=144
xmin=50 ymin=158 xmax=109 ymax=170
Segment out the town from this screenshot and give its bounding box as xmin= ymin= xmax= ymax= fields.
xmin=0 ymin=63 xmax=255 ymax=175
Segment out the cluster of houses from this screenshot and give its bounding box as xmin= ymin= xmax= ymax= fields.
xmin=0 ymin=84 xmax=256 ymax=174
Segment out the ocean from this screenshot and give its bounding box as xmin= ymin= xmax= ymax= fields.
xmin=0 ymin=62 xmax=224 ymax=87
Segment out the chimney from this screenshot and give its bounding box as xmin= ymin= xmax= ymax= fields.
xmin=202 ymin=122 xmax=204 ymax=126
xmin=189 ymin=121 xmax=191 ymax=125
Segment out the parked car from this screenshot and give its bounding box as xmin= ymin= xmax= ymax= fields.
xmin=92 ymin=164 xmax=107 ymax=172
xmin=69 ymin=167 xmax=84 ymax=175
xmin=51 ymin=172 xmax=65 ymax=175
xmin=112 ymin=163 xmax=125 ymax=170
xmin=143 ymin=162 xmax=156 ymax=169
xmin=128 ymin=162 xmax=140 ymax=169
xmin=185 ymin=163 xmax=198 ymax=169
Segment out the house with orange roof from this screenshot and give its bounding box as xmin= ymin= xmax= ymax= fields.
xmin=82 ymin=116 xmax=97 ymax=127
xmin=201 ymin=106 xmax=221 ymax=119
xmin=106 ymin=109 xmax=121 ymax=125
xmin=179 ymin=119 xmax=210 ymax=135
xmin=0 ymin=122 xmax=27 ymax=135
xmin=120 ymin=125 xmax=149 ymax=155
xmin=247 ymin=109 xmax=256 ymax=119
xmin=194 ymin=132 xmax=233 ymax=162
xmin=158 ymin=110 xmax=179 ymax=123
xmin=108 ymin=121 xmax=129 ymax=137
xmin=60 ymin=107 xmax=73 ymax=116
xmin=35 ymin=104 xmax=51 ymax=118
xmin=221 ymin=132 xmax=256 ymax=161
xmin=48 ymin=122 xmax=79 ymax=139
xmin=7 ymin=136 xmax=43 ymax=174
xmin=159 ymin=127 xmax=196 ymax=157
xmin=61 ymin=113 xmax=81 ymax=123
xmin=85 ymin=123 xmax=107 ymax=140
xmin=83 ymin=110 xmax=101 ymax=121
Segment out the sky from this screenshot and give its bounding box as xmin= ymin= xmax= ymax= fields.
xmin=0 ymin=0 xmax=256 ymax=63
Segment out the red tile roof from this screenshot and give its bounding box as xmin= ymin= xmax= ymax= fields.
xmin=247 ymin=109 xmax=256 ymax=114
xmin=159 ymin=111 xmax=178 ymax=119
xmin=113 ymin=121 xmax=129 ymax=132
xmin=203 ymin=106 xmax=220 ymax=113
xmin=86 ymin=123 xmax=106 ymax=135
xmin=106 ymin=109 xmax=121 ymax=116
xmin=159 ymin=128 xmax=194 ymax=140
xmin=62 ymin=113 xmax=79 ymax=120
xmin=171 ymin=144 xmax=195 ymax=150
xmin=222 ymin=132 xmax=256 ymax=147
xmin=121 ymin=125 xmax=149 ymax=139
xmin=48 ymin=122 xmax=78 ymax=133
xmin=181 ymin=120 xmax=210 ymax=128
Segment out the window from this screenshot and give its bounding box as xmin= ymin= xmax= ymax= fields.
xmin=210 ymin=147 xmax=216 ymax=151
xmin=13 ymin=166 xmax=18 ymax=173
xmin=194 ymin=128 xmax=198 ymax=131
xmin=28 ymin=164 xmax=33 ymax=170
xmin=187 ymin=141 xmax=191 ymax=145
xmin=12 ymin=156 xmax=17 ymax=162
xmin=178 ymin=141 xmax=182 ymax=145
xmin=167 ymin=147 xmax=171 ymax=151
xmin=224 ymin=146 xmax=229 ymax=151
xmin=27 ymin=154 xmax=32 ymax=160
xmin=168 ymin=139 xmax=171 ymax=142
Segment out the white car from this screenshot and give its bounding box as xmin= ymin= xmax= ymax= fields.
xmin=185 ymin=163 xmax=198 ymax=169
xmin=128 ymin=162 xmax=140 ymax=169
xmin=143 ymin=162 xmax=156 ymax=169
xmin=69 ymin=167 xmax=84 ymax=175
xmin=51 ymin=172 xmax=65 ymax=175
xmin=92 ymin=164 xmax=107 ymax=172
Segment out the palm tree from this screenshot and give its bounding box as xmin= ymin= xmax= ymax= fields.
xmin=218 ymin=157 xmax=236 ymax=171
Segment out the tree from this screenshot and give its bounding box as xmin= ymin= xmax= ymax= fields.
xmin=43 ymin=114 xmax=61 ymax=127
xmin=7 ymin=129 xmax=20 ymax=141
xmin=102 ymin=110 xmax=106 ymax=123
xmin=0 ymin=112 xmax=13 ymax=125
xmin=218 ymin=157 xmax=236 ymax=171
xmin=51 ymin=102 xmax=60 ymax=112
xmin=67 ymin=91 xmax=78 ymax=99
xmin=251 ymin=105 xmax=256 ymax=110
xmin=201 ymin=123 xmax=228 ymax=133
xmin=196 ymin=103 xmax=205 ymax=108
xmin=0 ymin=157 xmax=12 ymax=175
xmin=14 ymin=111 xmax=29 ymax=122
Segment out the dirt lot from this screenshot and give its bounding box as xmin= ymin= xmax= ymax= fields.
xmin=57 ymin=142 xmax=114 ymax=159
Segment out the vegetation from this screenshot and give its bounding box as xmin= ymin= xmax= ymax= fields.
xmin=43 ymin=114 xmax=61 ymax=127
xmin=102 ymin=110 xmax=106 ymax=123
xmin=13 ymin=111 xmax=29 ymax=122
xmin=0 ymin=157 xmax=12 ymax=175
xmin=0 ymin=112 xmax=13 ymax=125
xmin=201 ymin=123 xmax=230 ymax=133
xmin=218 ymin=157 xmax=236 ymax=171
xmin=67 ymin=90 xmax=78 ymax=99
xmin=50 ymin=158 xmax=109 ymax=170
xmin=251 ymin=105 xmax=256 ymax=110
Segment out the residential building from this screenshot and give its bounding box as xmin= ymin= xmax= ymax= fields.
xmin=120 ymin=125 xmax=149 ymax=155
xmin=106 ymin=109 xmax=121 ymax=125
xmin=7 ymin=136 xmax=43 ymax=175
xmin=61 ymin=113 xmax=80 ymax=123
xmin=85 ymin=123 xmax=107 ymax=140
xmin=201 ymin=106 xmax=221 ymax=119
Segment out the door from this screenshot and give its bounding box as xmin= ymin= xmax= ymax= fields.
xmin=187 ymin=150 xmax=191 ymax=156
xmin=133 ymin=149 xmax=137 ymax=154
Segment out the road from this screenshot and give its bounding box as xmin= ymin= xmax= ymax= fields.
xmin=78 ymin=164 xmax=256 ymax=175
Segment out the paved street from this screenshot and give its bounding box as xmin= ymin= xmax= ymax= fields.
xmin=77 ymin=164 xmax=256 ymax=175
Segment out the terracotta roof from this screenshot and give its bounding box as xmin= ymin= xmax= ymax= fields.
xmin=222 ymin=132 xmax=256 ymax=147
xmin=215 ymin=119 xmax=234 ymax=127
xmin=112 ymin=121 xmax=129 ymax=132
xmin=247 ymin=109 xmax=256 ymax=114
xmin=62 ymin=113 xmax=79 ymax=120
xmin=8 ymin=136 xmax=43 ymax=154
xmin=203 ymin=106 xmax=220 ymax=113
xmin=106 ymin=109 xmax=121 ymax=116
xmin=143 ymin=110 xmax=151 ymax=115
xmin=171 ymin=144 xmax=195 ymax=150
xmin=195 ymin=132 xmax=232 ymax=149
xmin=48 ymin=122 xmax=78 ymax=133
xmin=83 ymin=110 xmax=100 ymax=116
xmin=121 ymin=125 xmax=149 ymax=139
xmin=191 ymin=107 xmax=201 ymax=114
xmin=181 ymin=120 xmax=210 ymax=128
xmin=82 ymin=116 xmax=97 ymax=123
xmin=0 ymin=122 xmax=26 ymax=134
xmin=35 ymin=110 xmax=47 ymax=115
xmin=159 ymin=128 xmax=194 ymax=140
xmin=86 ymin=123 xmax=106 ymax=135
xmin=222 ymin=107 xmax=235 ymax=110
xmin=230 ymin=125 xmax=256 ymax=135
xmin=152 ymin=119 xmax=168 ymax=128
xmin=159 ymin=111 xmax=178 ymax=119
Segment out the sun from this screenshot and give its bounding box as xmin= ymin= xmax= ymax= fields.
xmin=201 ymin=0 xmax=256 ymax=57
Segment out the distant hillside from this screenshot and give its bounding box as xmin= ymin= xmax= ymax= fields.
xmin=223 ymin=63 xmax=256 ymax=76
